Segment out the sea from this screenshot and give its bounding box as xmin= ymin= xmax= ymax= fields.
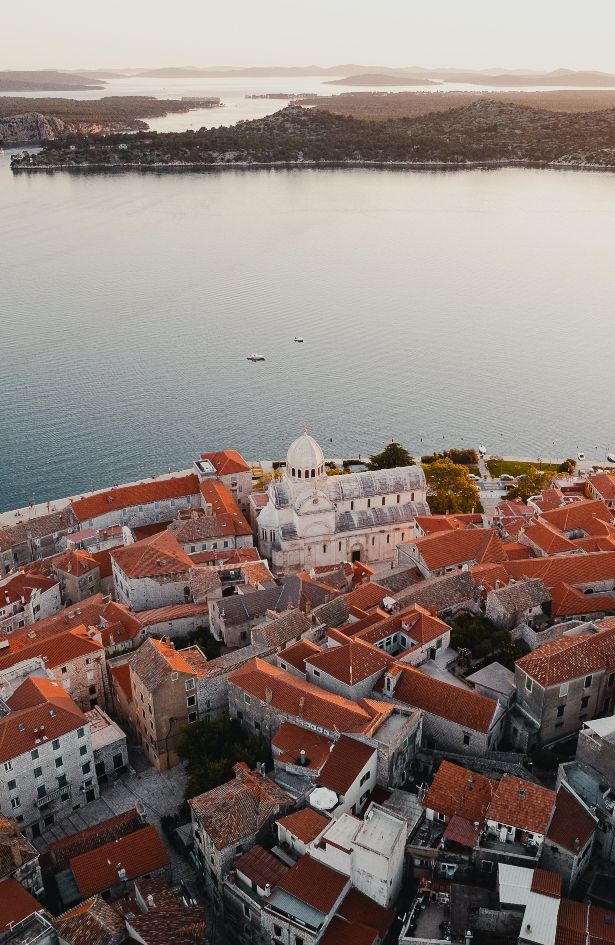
xmin=2 ymin=75 xmax=615 ymax=512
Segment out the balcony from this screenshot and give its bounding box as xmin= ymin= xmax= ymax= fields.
xmin=36 ymin=784 xmax=71 ymax=808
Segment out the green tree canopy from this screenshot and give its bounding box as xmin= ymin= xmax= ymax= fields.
xmin=425 ymin=457 xmax=481 ymax=514
xmin=507 ymin=467 xmax=554 ymax=503
xmin=178 ymin=714 xmax=270 ymax=800
xmin=367 ymin=441 xmax=414 ymax=470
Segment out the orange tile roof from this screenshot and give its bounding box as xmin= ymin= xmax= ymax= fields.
xmin=70 ymin=824 xmax=170 ymax=899
xmin=134 ymin=601 xmax=209 ymax=627
xmin=318 ymin=736 xmax=375 ymax=795
xmin=337 ymin=888 xmax=395 ymax=939
xmin=534 ymin=489 xmax=566 ymax=513
xmin=189 ymin=763 xmax=292 ymax=849
xmin=48 ymin=809 xmax=143 ymax=869
xmin=189 ymin=547 xmax=260 ymax=566
xmin=486 ymin=774 xmax=555 ymax=834
xmin=391 ymin=665 xmax=498 ymax=733
xmin=411 ymin=528 xmax=507 ymax=572
xmin=199 ymin=479 xmax=252 ymax=536
xmin=0 ymin=572 xmax=57 ymax=607
xmin=277 ymin=807 xmax=329 ymax=844
xmin=354 ymin=604 xmax=450 ymax=650
xmin=0 ymin=623 xmax=102 ymax=674
xmin=556 ymin=898 xmax=615 ymax=945
xmin=469 ymin=563 xmax=512 ymax=591
xmin=54 ymin=897 xmax=125 ymax=945
xmin=502 ymin=542 xmax=533 ymax=561
xmin=228 ymin=659 xmax=375 ymax=734
xmin=273 ymin=855 xmax=348 ymax=915
xmin=271 ymin=721 xmax=333 ymax=772
xmin=547 ymin=784 xmax=596 ymax=854
xmin=504 ymin=551 xmax=615 ymax=588
xmin=234 ymin=844 xmax=289 ymax=888
xmin=531 ymin=868 xmax=562 ymax=898
xmin=423 ymin=761 xmax=496 ymax=822
xmin=540 ymin=498 xmax=614 ymax=536
xmin=71 ymin=474 xmax=199 ymax=523
xmin=550 ymin=582 xmax=615 ymax=618
xmin=0 ymin=878 xmax=42 ymax=932
xmin=0 ymin=677 xmax=85 ymax=764
xmin=588 ymin=473 xmax=615 ymax=504
xmin=111 ymin=530 xmax=193 ymax=579
xmin=320 ymin=917 xmax=378 ymax=945
xmin=416 ymin=514 xmax=483 ymax=536
xmin=200 ymin=449 xmax=251 ymax=475
xmin=111 ymin=663 xmax=133 ymax=702
xmin=343 ymin=582 xmax=390 ymax=612
xmin=522 ymin=520 xmax=578 ymax=555
xmin=517 ymin=624 xmax=615 ymax=685
xmin=278 ymin=639 xmax=322 ymax=672
xmin=130 ymin=637 xmax=208 ymax=692
xmin=53 ymin=549 xmax=99 ymax=576
xmin=305 ymin=638 xmax=392 ymax=685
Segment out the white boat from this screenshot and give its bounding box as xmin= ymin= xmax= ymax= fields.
xmin=478 ymin=445 xmax=487 ymax=456
xmin=578 ymin=452 xmax=586 ymax=461
xmin=294 ymin=336 xmax=304 ymax=343
xmin=247 ymin=353 xmax=265 ymax=362
xmin=607 ymin=454 xmax=615 ymax=464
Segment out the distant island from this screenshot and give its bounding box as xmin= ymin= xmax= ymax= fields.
xmin=11 ymin=100 xmax=615 ymax=172
xmin=0 ymin=69 xmax=104 ymax=92
xmin=0 ymin=96 xmax=223 ymax=145
xmin=325 ymin=73 xmax=438 ymax=86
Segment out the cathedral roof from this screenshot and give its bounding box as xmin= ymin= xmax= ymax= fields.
xmin=287 ymin=429 xmax=325 ymax=474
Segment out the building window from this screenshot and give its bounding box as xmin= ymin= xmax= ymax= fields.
xmin=557 ymin=705 xmax=565 ymax=717
xmin=10 ymin=797 xmax=20 ymax=809
xmin=187 ymin=695 xmax=196 ymax=708
xmin=82 ymin=762 xmax=91 ymax=775
xmin=57 ymin=774 xmax=67 ymax=788
xmin=359 ymin=771 xmax=370 ymax=786
xmin=79 ymin=746 xmax=87 ymax=756
xmin=584 ymin=675 xmax=593 ymax=689
xmin=52 ymin=739 xmax=60 ymax=751
xmin=34 ymin=767 xmax=42 ymax=778
xmin=581 ymin=696 xmax=589 ymax=709
xmin=274 ymin=928 xmax=282 ymax=939
xmin=559 ymin=682 xmax=569 ymax=697
xmin=244 ymin=694 xmax=251 ymax=705
xmin=55 ymin=757 xmax=63 ymax=769
xmin=463 ymin=733 xmax=471 ymax=746
xmin=7 ymin=779 xmax=16 ymax=791
xmin=323 ymin=544 xmax=327 ymax=554
xmin=313 ymin=669 xmax=320 ymax=677
xmin=36 ymin=785 xmax=47 ymax=799
xmin=188 ymin=713 xmax=197 ymax=723
xmin=367 ymin=499 xmax=371 ymax=508
xmin=525 ymin=676 xmax=533 ymax=692
xmin=386 ymin=534 xmax=390 ymax=543
xmin=396 ymin=494 xmax=400 ymax=504
xmin=382 ymin=497 xmax=386 ymax=506
xmin=350 ymin=501 xmax=354 ymax=511
xmin=31 ymin=749 xmax=39 ymax=760
xmin=609 ymin=673 xmax=615 ymax=688
xmin=3 ymin=761 xmax=12 ymax=772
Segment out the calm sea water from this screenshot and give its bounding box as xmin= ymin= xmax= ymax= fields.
xmin=3 ymin=78 xmax=615 ymax=512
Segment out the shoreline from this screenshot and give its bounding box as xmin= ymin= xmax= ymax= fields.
xmin=10 ymin=157 xmax=615 ymax=174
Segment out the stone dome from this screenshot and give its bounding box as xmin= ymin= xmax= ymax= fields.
xmin=286 ymin=428 xmax=326 ymax=481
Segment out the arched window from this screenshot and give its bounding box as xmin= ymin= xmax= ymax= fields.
xmin=311 ymin=469 xmax=315 ymax=478
xmin=291 ymin=468 xmax=295 ymax=477
xmin=298 ymin=469 xmax=302 ymax=478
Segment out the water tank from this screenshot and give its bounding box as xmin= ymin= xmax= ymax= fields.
xmin=309 ymin=787 xmax=338 ymax=812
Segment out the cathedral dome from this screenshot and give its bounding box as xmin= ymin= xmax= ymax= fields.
xmin=286 ymin=428 xmax=326 ymax=481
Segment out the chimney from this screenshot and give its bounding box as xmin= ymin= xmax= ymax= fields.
xmin=147 ymin=894 xmax=155 ymax=908
xmin=9 ymin=838 xmax=23 ymax=869
xmin=299 ymin=749 xmax=307 ymax=766
xmin=264 ymin=883 xmax=271 ymax=898
xmin=264 ymin=687 xmax=273 ymax=704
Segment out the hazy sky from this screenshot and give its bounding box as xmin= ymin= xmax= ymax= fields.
xmin=2 ymin=0 xmax=614 ymax=72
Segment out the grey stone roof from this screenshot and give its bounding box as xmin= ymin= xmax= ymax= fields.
xmin=252 ymin=609 xmax=313 ymax=649
xmin=168 ymin=516 xmax=233 ymax=541
xmin=466 ymin=661 xmax=516 ymax=695
xmin=394 ymin=571 xmax=480 ymax=614
xmin=335 ymin=501 xmax=429 ymax=534
xmin=270 ymin=466 xmax=426 ymax=511
xmin=486 ymin=578 xmax=549 ymax=614
xmin=202 ymin=642 xmax=272 ymax=677
xmin=0 ymin=508 xmax=76 ymax=552
xmin=310 ymin=596 xmax=350 ymax=629
xmin=190 ymin=567 xmax=223 ymax=603
xmin=218 ymin=576 xmax=301 ymax=627
xmin=379 ymin=568 xmax=421 ymax=593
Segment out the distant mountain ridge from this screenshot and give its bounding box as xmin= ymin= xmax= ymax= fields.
xmin=0 ymin=70 xmax=104 ymax=92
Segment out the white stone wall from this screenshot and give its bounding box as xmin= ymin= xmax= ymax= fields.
xmin=83 ymin=493 xmax=200 ymax=531
xmin=113 ymin=560 xmax=191 ymax=612
xmin=0 ymin=583 xmax=62 ymax=634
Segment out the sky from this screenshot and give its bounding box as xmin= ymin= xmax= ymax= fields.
xmin=2 ymin=0 xmax=614 ymax=73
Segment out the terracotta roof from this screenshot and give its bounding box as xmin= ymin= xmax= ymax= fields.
xmin=277 ymin=807 xmax=329 ymax=844
xmin=410 ymin=528 xmax=506 ymax=572
xmin=531 ymin=868 xmax=563 ymax=898
xmin=503 ymin=542 xmax=534 ymax=560
xmin=48 ymin=809 xmax=143 ymax=870
xmin=189 ymin=763 xmax=292 ymax=850
xmin=252 ymin=608 xmax=313 ymax=649
xmin=0 ymin=572 xmax=57 ymax=607
xmin=199 ymin=479 xmax=252 ymax=536
xmin=443 ymin=815 xmax=481 ymax=848
xmin=111 ymin=531 xmax=193 ymax=579
xmin=550 ymin=582 xmax=615 ymax=618
xmin=130 ymin=638 xmax=208 ymax=692
xmin=343 ymin=583 xmax=390 ymax=612
xmin=320 ymin=917 xmax=378 ymax=945
xmin=505 ymin=551 xmax=615 ymax=589
xmin=522 ymin=520 xmax=578 ymax=555
xmin=135 ymin=602 xmax=210 ymax=627
xmin=53 ymin=549 xmax=99 ymax=577
xmin=0 ymin=677 xmax=85 ymax=764
xmin=390 ymin=665 xmax=498 ymax=733
xmin=0 ymin=623 xmax=103 ymax=674
xmin=517 ymin=625 xmax=615 ymax=686
xmin=278 ymin=639 xmax=322 ymax=673
xmin=200 ymin=449 xmax=251 ymax=476
xmin=69 ymin=824 xmax=170 ymax=899
xmin=111 ymin=663 xmax=133 ymax=702
xmin=71 ymin=474 xmax=199 ymax=523
xmin=556 ymin=898 xmax=615 ymax=945
xmin=228 ymin=658 xmax=376 ymax=734
xmin=0 ymin=877 xmax=42 ymax=932
xmin=534 ymin=489 xmax=566 ymax=513
xmin=546 ymin=784 xmax=597 ymax=853
xmin=486 ymin=774 xmax=555 ymax=834
xmin=189 ymin=547 xmax=260 ymax=566
xmin=234 ymin=844 xmax=289 ymax=888
xmin=273 ymin=855 xmax=348 ymax=915
xmin=540 ymin=499 xmax=614 ymax=537
xmin=305 ymin=638 xmax=392 ymax=685
xmin=353 ymin=603 xmax=450 ymax=650
xmin=0 ymin=818 xmax=38 ymax=882
xmin=588 ymin=473 xmax=615 ymax=504
xmin=337 ymin=888 xmax=395 ymax=939
xmin=271 ymin=721 xmax=333 ymax=772
xmin=423 ymin=760 xmax=496 ymax=822
xmin=318 ymin=736 xmax=375 ymax=795
xmin=126 ymin=906 xmax=206 ymax=944
xmin=54 ymin=897 xmax=125 ymax=945
xmin=0 ymin=508 xmax=75 ymax=553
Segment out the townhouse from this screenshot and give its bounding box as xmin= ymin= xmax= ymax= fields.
xmin=197 ymin=448 xmax=253 ymax=510
xmin=587 ymin=471 xmax=615 ymax=509
xmin=0 ymin=816 xmax=43 ymax=898
xmin=111 ymin=530 xmax=195 ymax=611
xmin=0 ymin=676 xmax=98 ymax=839
xmin=0 ymin=507 xmax=76 ymax=576
xmin=513 ymin=623 xmax=615 ymax=747
xmin=52 ymin=547 xmax=114 ymax=602
xmin=396 ymin=527 xmax=507 ymax=578
xmin=70 ymin=472 xmax=201 ymax=531
xmin=0 ymin=572 xmax=61 ymax=634
xmin=209 ymin=576 xmax=302 ymax=647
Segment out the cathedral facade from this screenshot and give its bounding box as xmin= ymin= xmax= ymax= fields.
xmin=257 ymin=429 xmax=429 ymax=573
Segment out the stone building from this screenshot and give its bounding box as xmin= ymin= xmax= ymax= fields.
xmin=484 ymin=578 xmax=549 ymax=630
xmin=396 ymin=527 xmax=507 ymax=579
xmin=0 ymin=572 xmax=61 ymax=634
xmin=257 ymin=429 xmax=428 ymax=572
xmin=86 ymin=705 xmax=129 ymax=785
xmin=111 ymin=531 xmax=195 ymax=612
xmin=208 ymin=577 xmax=302 ymax=647
xmin=0 ymin=816 xmax=43 ymax=898
xmin=0 ymin=676 xmax=98 ymax=839
xmin=197 ymin=449 xmax=253 ymax=511
xmin=0 ymin=508 xmax=76 ymax=577
xmin=70 ymin=473 xmax=201 ymax=532
xmin=52 ymin=548 xmax=113 ymax=603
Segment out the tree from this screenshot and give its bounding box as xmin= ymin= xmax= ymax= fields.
xmin=367 ymin=442 xmax=414 ymax=470
xmin=254 ymin=468 xmax=282 ymax=491
xmin=178 ymin=714 xmax=270 ymax=800
xmin=507 ymin=467 xmax=554 ymax=503
xmin=558 ymin=458 xmax=576 ymax=474
xmin=425 ymin=457 xmax=481 ymax=514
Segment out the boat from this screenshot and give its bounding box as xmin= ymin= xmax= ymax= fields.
xmin=578 ymin=452 xmax=585 ymax=461
xmin=246 ymin=353 xmax=265 ymax=362
xmin=608 ymin=454 xmax=615 ymax=464
xmin=478 ymin=445 xmax=487 ymax=456
xmin=294 ymin=336 xmax=304 ymax=343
